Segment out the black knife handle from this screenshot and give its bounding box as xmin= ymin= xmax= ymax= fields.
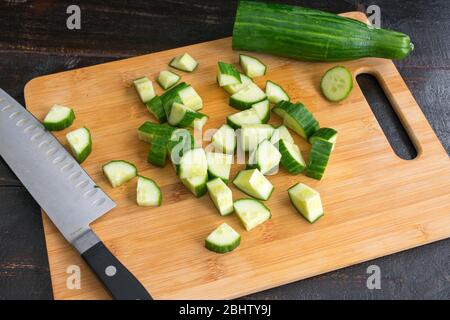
xmin=81 ymin=241 xmax=152 ymax=300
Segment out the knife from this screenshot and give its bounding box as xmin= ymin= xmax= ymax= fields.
xmin=0 ymin=89 xmax=151 ymax=300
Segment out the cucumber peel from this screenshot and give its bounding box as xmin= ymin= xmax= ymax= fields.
xmin=205 ymin=223 xmax=240 ymax=253
xmin=66 ymin=127 xmax=92 ymax=164
xmin=43 ymin=104 xmax=75 ymax=131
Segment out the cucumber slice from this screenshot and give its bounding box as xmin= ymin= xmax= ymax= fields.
xmin=309 ymin=127 xmax=338 ymax=151
xmin=145 ymin=96 xmax=167 ymax=123
xmin=266 ymin=80 xmax=290 ymax=104
xmin=305 ymin=140 xmax=333 ymax=180
xmin=229 ymin=82 xmax=267 ymax=110
xmin=320 ymin=66 xmax=353 ymax=102
xmin=169 ymin=53 xmax=198 ymax=72
xmin=223 ymin=73 xmax=253 ymax=95
xmin=179 ymin=148 xmax=207 ymax=179
xmin=239 ymin=54 xmax=267 ymax=78
xmin=211 ymin=124 xmax=236 ymax=154
xmin=227 ymin=108 xmax=261 ymax=129
xmin=168 ymin=102 xmax=208 ymax=129
xmin=247 ymin=139 xmax=281 ymax=175
xmin=147 ymin=135 xmax=169 ymax=167
xmin=233 ymin=169 xmax=274 ymax=201
xmin=168 ymin=129 xmax=196 ymax=174
xmin=217 ymin=62 xmax=241 ymax=87
xmin=66 ymin=127 xmax=92 ymax=164
xmin=157 ymin=70 xmax=180 ymax=90
xmin=205 ymin=223 xmax=240 ymax=253
xmin=102 ymin=160 xmax=137 ymax=188
xmin=181 ymin=174 xmax=208 ymax=197
xmin=43 ymin=104 xmax=75 ymax=131
xmin=270 ymin=125 xmax=294 ymax=145
xmin=137 ymin=176 xmax=162 ymax=207
xmin=206 ymin=178 xmax=234 ymax=216
xmin=251 ymin=99 xmax=270 ymax=123
xmin=272 ymin=101 xmax=319 ymax=140
xmin=278 ymin=139 xmax=306 ymax=174
xmin=239 ymin=124 xmax=275 ymax=152
xmin=177 ymin=85 xmax=203 ymax=111
xmin=160 ymin=82 xmax=188 ymax=116
xmin=234 ymin=199 xmax=271 ymax=231
xmin=206 ymin=152 xmax=233 ymax=184
xmin=138 ymin=121 xmax=174 ymax=143
xmin=133 ymin=77 xmax=156 ymax=103
xmin=288 ymin=183 xmax=323 ymax=223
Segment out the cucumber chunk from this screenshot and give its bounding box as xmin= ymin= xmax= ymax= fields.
xmin=234 ymin=198 xmax=271 ymax=231
xmin=239 ymin=124 xmax=275 ymax=152
xmin=177 ymin=85 xmax=203 ymax=111
xmin=66 ymin=127 xmax=92 ymax=164
xmin=305 ymin=140 xmax=333 ymax=180
xmin=206 ymin=152 xmax=233 ymax=184
xmin=251 ymin=99 xmax=270 ymax=123
xmin=288 ymin=183 xmax=323 ymax=223
xmin=160 ymin=82 xmax=189 ymax=116
xmin=233 ymin=169 xmax=274 ymax=201
xmin=179 ymin=148 xmax=207 ymax=179
xmin=272 ymin=101 xmax=319 ymax=140
xmin=145 ymin=96 xmax=167 ymax=123
xmin=229 ymin=82 xmax=266 ymax=110
xmin=169 ymin=53 xmax=198 ymax=72
xmin=223 ymin=73 xmax=253 ymax=95
xmin=137 ymin=176 xmax=162 ymax=207
xmin=43 ymin=104 xmax=75 ymax=131
xmin=217 ymin=62 xmax=241 ymax=87
xmin=321 ymin=66 xmax=353 ymax=102
xmin=102 ymin=160 xmax=137 ymax=188
xmin=168 ymin=102 xmax=208 ymax=129
xmin=157 ymin=70 xmax=180 ymax=90
xmin=205 ymin=223 xmax=240 ymax=253
xmin=247 ymin=139 xmax=281 ymax=175
xmin=227 ymin=108 xmax=261 ymax=129
xmin=206 ymin=178 xmax=234 ymax=216
xmin=138 ymin=121 xmax=174 ymax=143
xmin=181 ymin=174 xmax=208 ymax=197
xmin=266 ymin=80 xmax=290 ymax=104
xmin=211 ymin=124 xmax=236 ymax=154
xmin=270 ymin=125 xmax=294 ymax=145
xmin=278 ymin=139 xmax=306 ymax=174
xmin=239 ymin=54 xmax=267 ymax=78
xmin=309 ymin=127 xmax=338 ymax=151
xmin=147 ymin=135 xmax=169 ymax=167
xmin=168 ymin=129 xmax=196 ymax=174
xmin=133 ymin=77 xmax=156 ymax=103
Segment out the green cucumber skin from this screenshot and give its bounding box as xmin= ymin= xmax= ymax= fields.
xmin=278 ymin=140 xmax=305 ymax=174
xmin=147 ymin=136 xmax=169 ymax=167
xmin=305 ymin=140 xmax=333 ymax=180
xmin=145 ymin=96 xmax=167 ymax=123
xmin=273 ymin=101 xmax=319 ymax=140
xmin=205 ymin=236 xmax=241 ymax=254
xmin=207 ymin=170 xmax=229 ymax=185
xmin=73 ymin=127 xmax=92 ymax=164
xmin=160 ymin=82 xmax=189 ymax=116
xmin=218 ymin=61 xmax=241 ymax=85
xmin=232 ymin=1 xmax=413 ymax=62
xmin=309 ymin=127 xmax=338 ymax=144
xmin=138 ymin=122 xmax=174 ymax=143
xmin=176 ymin=110 xmax=207 ymax=128
xmin=229 ymin=96 xmax=266 ymax=111
xmin=43 ymin=109 xmax=75 ymax=131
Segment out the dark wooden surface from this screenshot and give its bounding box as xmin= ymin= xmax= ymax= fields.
xmin=0 ymin=0 xmax=448 ymax=300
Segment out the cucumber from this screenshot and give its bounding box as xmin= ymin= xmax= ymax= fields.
xmin=205 ymin=223 xmax=240 ymax=253
xmin=160 ymin=82 xmax=189 ymax=116
xmin=239 ymin=124 xmax=275 ymax=152
xmin=168 ymin=129 xmax=196 ymax=173
xmin=43 ymin=104 xmax=75 ymax=131
xmin=272 ymin=101 xmax=319 ymax=140
xmin=157 ymin=70 xmax=180 ymax=90
xmin=305 ymin=140 xmax=333 ymax=180
xmin=233 ymin=169 xmax=274 ymax=201
xmin=239 ymin=54 xmax=267 ymax=77
xmin=309 ymin=127 xmax=338 ymax=151
xmin=266 ymin=80 xmax=290 ymax=104
xmin=147 ymin=135 xmax=169 ymax=167
xmin=177 ymin=85 xmax=203 ymax=111
xmin=270 ymin=125 xmax=294 ymax=145
xmin=179 ymin=148 xmax=207 ymax=179
xmin=288 ymin=183 xmax=323 ymax=223
xmin=145 ymin=96 xmax=167 ymax=123
xmin=181 ymin=174 xmax=208 ymax=197
xmin=223 ymin=73 xmax=253 ymax=95
xmin=278 ymin=139 xmax=306 ymax=174
xmin=321 ymin=66 xmax=353 ymax=102
xmin=234 ymin=199 xmax=271 ymax=231
xmin=232 ymin=1 xmax=413 ymax=61
xmin=138 ymin=121 xmax=174 ymax=143
xmin=247 ymin=139 xmax=281 ymax=175
xmin=229 ymin=82 xmax=266 ymax=110
xmin=206 ymin=178 xmax=234 ymax=216
xmin=137 ymin=176 xmax=162 ymax=207
xmin=168 ymin=102 xmax=208 ymax=129
xmin=211 ymin=124 xmax=235 ymax=155
xmin=251 ymin=99 xmax=270 ymax=123
xmin=169 ymin=53 xmax=198 ymax=72
xmin=133 ymin=77 xmax=156 ymax=103
xmin=65 ymin=127 xmax=92 ymax=164
xmin=102 ymin=160 xmax=137 ymax=188
xmin=227 ymin=108 xmax=261 ymax=129
xmin=206 ymin=152 xmax=233 ymax=184
xmin=217 ymin=62 xmax=241 ymax=87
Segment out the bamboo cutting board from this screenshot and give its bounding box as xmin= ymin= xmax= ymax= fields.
xmin=24 ymin=12 xmax=450 ymax=300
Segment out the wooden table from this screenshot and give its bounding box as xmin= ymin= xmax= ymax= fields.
xmin=0 ymin=0 xmax=449 ymax=299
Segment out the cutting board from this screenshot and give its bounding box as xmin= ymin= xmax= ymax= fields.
xmin=24 ymin=12 xmax=450 ymax=300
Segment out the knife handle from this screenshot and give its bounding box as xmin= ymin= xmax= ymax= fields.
xmin=81 ymin=241 xmax=152 ymax=300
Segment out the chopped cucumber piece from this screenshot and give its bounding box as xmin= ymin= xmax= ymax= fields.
xmin=66 ymin=127 xmax=92 ymax=164
xmin=233 ymin=169 xmax=274 ymax=201
xmin=321 ymin=66 xmax=353 ymax=102
xmin=227 ymin=108 xmax=261 ymax=129
xmin=133 ymin=77 xmax=156 ymax=103
xmin=206 ymin=152 xmax=233 ymax=184
xmin=179 ymin=148 xmax=207 ymax=179
xmin=177 ymin=85 xmax=203 ymax=111
xmin=247 ymin=139 xmax=281 ymax=175
xmin=239 ymin=54 xmax=267 ymax=78
xmin=229 ymin=82 xmax=266 ymax=110
xmin=102 ymin=160 xmax=137 ymax=188
xmin=309 ymin=127 xmax=338 ymax=151
xmin=266 ymin=80 xmax=290 ymax=104
xmin=138 ymin=121 xmax=174 ymax=143
xmin=168 ymin=102 xmax=208 ymax=129
xmin=272 ymin=100 xmax=319 ymax=140
xmin=305 ymin=140 xmax=333 ymax=180
xmin=206 ymin=178 xmax=234 ymax=216
xmin=211 ymin=124 xmax=236 ymax=154
xmin=161 ymin=82 xmax=189 ymax=116
xmin=168 ymin=129 xmax=196 ymax=174
xmin=223 ymin=73 xmax=253 ymax=95
xmin=157 ymin=70 xmax=180 ymax=90
xmin=234 ymin=199 xmax=271 ymax=231
xmin=279 ymin=139 xmax=306 ymax=174
xmin=137 ymin=176 xmax=162 ymax=207
xmin=251 ymin=99 xmax=270 ymax=123
xmin=169 ymin=53 xmax=198 ymax=72
xmin=205 ymin=223 xmax=240 ymax=253
xmin=270 ymin=125 xmax=294 ymax=145
xmin=145 ymin=96 xmax=167 ymax=123
xmin=288 ymin=183 xmax=323 ymax=223
xmin=239 ymin=124 xmax=275 ymax=152
xmin=43 ymin=104 xmax=75 ymax=131
xmin=181 ymin=174 xmax=208 ymax=197
xmin=217 ymin=62 xmax=241 ymax=87
xmin=147 ymin=135 xmax=169 ymax=167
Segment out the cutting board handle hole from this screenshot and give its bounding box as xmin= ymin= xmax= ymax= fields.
xmin=356 ymin=73 xmax=417 ymax=160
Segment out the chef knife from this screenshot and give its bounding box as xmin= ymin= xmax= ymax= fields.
xmin=0 ymin=89 xmax=151 ymax=300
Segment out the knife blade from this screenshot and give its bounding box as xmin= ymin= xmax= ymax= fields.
xmin=0 ymin=89 xmax=151 ymax=300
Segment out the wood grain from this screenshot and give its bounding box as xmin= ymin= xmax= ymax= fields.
xmin=24 ymin=12 xmax=450 ymax=300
